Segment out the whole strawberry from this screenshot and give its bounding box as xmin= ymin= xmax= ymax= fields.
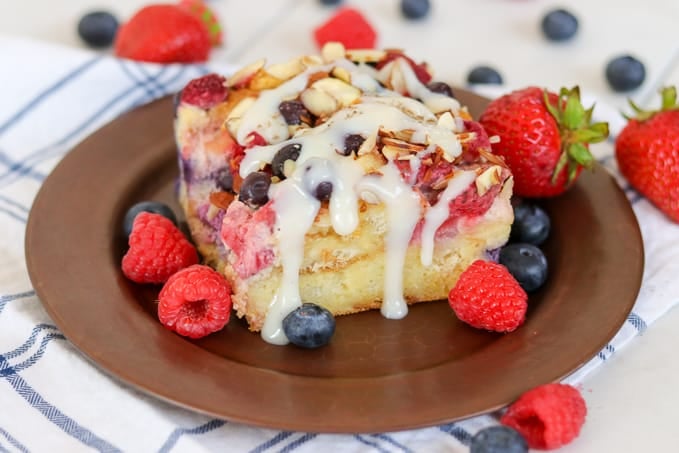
xmin=480 ymin=86 xmax=609 ymax=197
xmin=114 ymin=4 xmax=211 ymax=63
xmin=448 ymin=260 xmax=528 ymax=333
xmin=178 ymin=0 xmax=223 ymax=46
xmin=616 ymin=86 xmax=679 ymax=223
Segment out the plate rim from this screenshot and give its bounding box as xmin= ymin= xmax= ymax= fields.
xmin=25 ymin=93 xmax=644 ymax=433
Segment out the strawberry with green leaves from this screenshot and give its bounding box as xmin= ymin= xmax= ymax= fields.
xmin=616 ymin=86 xmax=679 ymax=223
xmin=114 ymin=4 xmax=211 ymax=63
xmin=479 ymin=86 xmax=609 ymax=198
xmin=178 ymin=0 xmax=223 ymax=46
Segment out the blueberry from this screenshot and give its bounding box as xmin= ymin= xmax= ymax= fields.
xmin=470 ymin=426 xmax=528 ymax=453
xmin=77 ymin=11 xmax=119 ymax=48
xmin=467 ymin=66 xmax=503 ymax=85
xmin=283 ymin=303 xmax=336 ymax=348
xmin=400 ymin=0 xmax=431 ymax=20
xmin=340 ymin=134 xmax=365 ymax=156
xmin=427 ymin=81 xmax=455 ymax=98
xmin=123 ymin=201 xmax=177 ymax=237
xmin=499 ymin=243 xmax=548 ymax=292
xmin=279 ymin=100 xmax=313 ymax=125
xmin=271 ymin=143 xmax=302 ymax=179
xmin=319 ymin=0 xmax=343 ymax=5
xmin=605 ymin=55 xmax=646 ymax=92
xmin=239 ymin=172 xmax=271 ymax=208
xmin=511 ymin=203 xmax=551 ymax=246
xmin=541 ymin=9 xmax=579 ymax=42
xmin=216 ymin=168 xmax=235 ymax=194
xmin=313 ymin=181 xmax=333 ymax=201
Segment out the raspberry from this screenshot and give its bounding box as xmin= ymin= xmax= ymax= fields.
xmin=158 ymin=265 xmax=232 ymax=338
xmin=180 ymin=74 xmax=228 ymax=109
xmin=448 ymin=260 xmax=527 ymax=332
xmin=313 ymin=7 xmax=377 ymax=50
xmin=122 ymin=212 xmax=199 ymax=284
xmin=501 ymin=383 xmax=587 ymax=450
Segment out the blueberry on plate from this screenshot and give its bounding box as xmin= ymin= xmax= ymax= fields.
xmin=319 ymin=0 xmax=343 ymax=5
xmin=124 ymin=201 xmax=177 ymax=238
xmin=511 ymin=202 xmax=551 ymax=246
xmin=401 ymin=0 xmax=431 ymax=20
xmin=541 ymin=9 xmax=579 ymax=42
xmin=471 ymin=426 xmax=528 ymax=453
xmin=283 ymin=303 xmax=336 ymax=348
xmin=605 ymin=55 xmax=646 ymax=92
xmin=467 ymin=66 xmax=503 ymax=85
xmin=77 ymin=11 xmax=119 ymax=48
xmin=499 ymin=243 xmax=548 ymax=293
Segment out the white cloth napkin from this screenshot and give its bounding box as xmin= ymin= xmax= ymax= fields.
xmin=1 ymin=35 xmax=678 ymax=453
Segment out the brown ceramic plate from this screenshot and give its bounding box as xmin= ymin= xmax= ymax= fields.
xmin=25 ymin=91 xmax=643 ymax=433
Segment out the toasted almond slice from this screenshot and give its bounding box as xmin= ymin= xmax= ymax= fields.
xmin=355 ymin=151 xmax=387 ymax=173
xmin=311 ymin=77 xmax=361 ymax=106
xmin=300 ymin=87 xmax=339 ymax=117
xmin=386 ymin=63 xmax=407 ymax=94
xmin=381 ymin=144 xmax=412 ymax=161
xmin=248 ymin=71 xmax=283 ymax=90
xmin=380 ymin=136 xmax=426 ymax=152
xmin=437 ymin=112 xmax=457 ymax=130
xmin=475 ymin=165 xmax=503 ymax=196
xmin=266 ymin=58 xmax=305 ymax=80
xmin=321 ymin=42 xmax=346 ymax=62
xmin=478 ymin=148 xmax=508 ymax=167
xmin=456 ymin=131 xmax=478 ymax=143
xmin=307 ymin=71 xmax=330 ymax=86
xmin=224 ymin=96 xmax=257 ymax=136
xmin=356 ymin=133 xmax=377 ymax=156
xmin=346 ymin=49 xmax=386 ymax=63
xmin=301 ymin=55 xmax=324 ymax=68
xmin=331 ymin=66 xmax=352 ymax=83
xmin=227 ymin=59 xmax=266 ymax=88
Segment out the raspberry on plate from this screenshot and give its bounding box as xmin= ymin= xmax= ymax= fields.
xmin=448 ymin=260 xmax=527 ymax=332
xmin=501 ymin=383 xmax=587 ymax=450
xmin=121 ymin=212 xmax=198 ymax=284
xmin=158 ymin=265 xmax=232 ymax=338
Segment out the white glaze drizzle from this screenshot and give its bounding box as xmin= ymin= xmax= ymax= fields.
xmin=261 ymin=176 xmax=320 ymax=344
xmin=229 ymin=51 xmax=474 ymax=343
xmin=419 ymin=171 xmax=477 ymax=266
xmin=355 ymin=162 xmax=422 ymax=318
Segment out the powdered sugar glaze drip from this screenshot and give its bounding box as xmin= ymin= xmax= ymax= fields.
xmin=235 ymin=44 xmax=475 ymax=345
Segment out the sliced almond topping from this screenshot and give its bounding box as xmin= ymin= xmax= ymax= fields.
xmin=478 ymin=148 xmax=509 ymax=167
xmin=355 ymin=151 xmax=387 ymax=173
xmin=301 ymin=55 xmax=324 ymax=68
xmin=356 ymin=133 xmax=377 ymax=156
xmin=437 ymin=112 xmax=457 ymax=129
xmin=321 ymin=42 xmax=346 ymax=62
xmin=386 ymin=63 xmax=407 ymax=94
xmin=346 ymin=49 xmax=386 ymax=63
xmin=224 ymin=96 xmax=257 ymax=136
xmin=311 ymin=77 xmax=361 ymax=106
xmin=266 ymin=58 xmax=305 ymax=80
xmin=475 ymin=165 xmax=503 ymax=196
xmin=331 ymin=66 xmax=352 ymax=83
xmin=248 ymin=71 xmax=283 ymax=90
xmin=380 ymin=136 xmax=426 ymax=152
xmin=226 ymin=59 xmax=266 ymax=88
xmin=307 ymin=71 xmax=330 ymax=86
xmin=381 ymin=144 xmax=413 ymax=161
xmin=456 ymin=131 xmax=478 ymax=143
xmin=300 ymin=87 xmax=339 ymax=117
